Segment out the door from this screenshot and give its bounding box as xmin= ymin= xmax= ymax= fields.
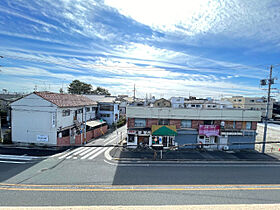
xmin=70 ymin=128 xmax=76 ymax=144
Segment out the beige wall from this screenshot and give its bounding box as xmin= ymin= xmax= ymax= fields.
xmin=223 ymin=97 xmax=273 ymax=119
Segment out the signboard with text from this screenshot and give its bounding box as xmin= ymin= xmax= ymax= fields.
xmin=199 ymin=125 xmax=220 ymax=137
xmin=37 ymin=135 xmax=48 ymax=142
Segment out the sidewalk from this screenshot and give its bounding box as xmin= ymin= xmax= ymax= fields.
xmin=109 ymin=147 xmax=280 ymax=161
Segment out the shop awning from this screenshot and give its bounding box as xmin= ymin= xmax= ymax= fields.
xmin=152 ymin=125 xmax=177 ymax=136
xmin=86 ymin=120 xmax=105 ymax=128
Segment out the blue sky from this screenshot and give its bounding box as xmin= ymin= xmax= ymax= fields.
xmin=0 ymin=0 xmax=280 ymax=99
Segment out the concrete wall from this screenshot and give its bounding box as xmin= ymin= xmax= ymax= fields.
xmin=11 ymin=93 xmax=57 ymax=145
xmin=127 ymin=107 xmax=261 ymax=122
xmin=256 ymin=123 xmax=280 ymax=152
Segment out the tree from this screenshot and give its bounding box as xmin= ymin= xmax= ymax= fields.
xmin=92 ymin=86 xmax=111 ymax=95
xmin=68 ymin=80 xmax=92 ymax=94
xmin=59 ymin=88 xmax=64 ymax=93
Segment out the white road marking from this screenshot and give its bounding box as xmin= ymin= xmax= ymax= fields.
xmin=88 ymin=147 xmax=109 ymax=160
xmin=0 ymin=160 xmax=28 ymax=164
xmin=0 ymin=154 xmax=41 ymax=161
xmin=58 ymin=146 xmax=85 ymax=159
xmin=80 ymin=147 xmax=103 ymax=160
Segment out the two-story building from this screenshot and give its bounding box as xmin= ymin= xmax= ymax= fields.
xmin=84 ymin=95 xmax=120 ymax=126
xmin=126 ymin=106 xmax=261 ymax=150
xmin=11 ymin=92 xmax=108 ymax=146
xmin=170 ymin=97 xmax=185 ymax=108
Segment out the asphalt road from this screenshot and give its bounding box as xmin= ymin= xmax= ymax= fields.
xmin=1 ymin=126 xmax=280 ymax=206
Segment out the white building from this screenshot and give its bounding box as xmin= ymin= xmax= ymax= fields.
xmin=11 ymin=92 xmax=107 ymax=146
xmin=170 ymin=97 xmax=185 ymax=108
xmin=84 ymin=95 xmax=120 ymax=126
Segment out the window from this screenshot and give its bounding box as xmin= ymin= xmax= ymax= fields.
xmin=92 ymin=107 xmax=95 ymax=111
xmin=77 ymin=108 xmax=83 ymax=114
xmin=246 ymin=122 xmax=252 ymax=130
xmin=250 ymin=99 xmax=255 ymax=102
xmin=181 ymin=120 xmax=192 ymax=128
xmin=199 ymin=135 xmax=204 ymax=139
xmin=233 ymin=121 xmax=236 ymax=129
xmin=86 ymin=107 xmax=90 ymax=112
xmin=238 ymin=99 xmax=242 ymax=102
xmin=62 ymin=109 xmax=70 ymax=116
xmin=159 ymin=119 xmax=169 ymax=125
xmin=128 ymin=134 xmax=134 ymax=143
xmin=134 ymin=118 xmax=146 ymax=127
xmin=195 ymin=104 xmax=200 ymax=108
xmin=204 ymin=120 xmax=214 ymax=125
xmin=213 ymin=105 xmax=216 ymax=108
xmin=100 ymin=114 xmax=110 ymax=117
xmin=191 ymin=104 xmax=195 ymax=107
xmin=100 ymin=105 xmax=113 ymax=111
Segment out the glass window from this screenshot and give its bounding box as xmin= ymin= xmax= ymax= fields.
xmin=92 ymin=107 xmax=95 ymax=111
xmin=77 ymin=108 xmax=83 ymax=114
xmin=204 ymin=120 xmax=213 ymax=125
xmin=100 ymin=105 xmax=113 ymax=111
xmin=100 ymin=114 xmax=110 ymax=117
xmin=246 ymin=122 xmax=252 ymax=130
xmin=191 ymin=104 xmax=195 ymax=107
xmin=159 ymin=119 xmax=169 ymax=125
xmin=134 ymin=118 xmax=146 ymax=127
xmin=181 ymin=120 xmax=192 ymax=128
xmin=62 ymin=109 xmax=70 ymax=116
xmin=86 ymin=107 xmax=90 ymax=112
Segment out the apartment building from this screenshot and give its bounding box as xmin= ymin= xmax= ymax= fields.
xmin=223 ymin=96 xmax=274 ymax=119
xmin=126 ymin=106 xmax=261 ymax=150
xmin=11 ymin=92 xmax=107 ymax=146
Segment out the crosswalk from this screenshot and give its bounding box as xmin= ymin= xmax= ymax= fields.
xmin=0 ymin=154 xmax=42 ymax=164
xmin=54 ymin=135 xmax=119 ymax=161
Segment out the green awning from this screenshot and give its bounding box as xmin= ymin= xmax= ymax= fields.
xmin=152 ymin=125 xmax=177 ymax=136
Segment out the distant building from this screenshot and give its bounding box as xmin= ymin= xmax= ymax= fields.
xmin=11 ymin=92 xmax=107 ymax=146
xmin=170 ymin=97 xmax=185 ymax=108
xmin=222 ymin=96 xmax=274 ymax=119
xmin=152 ymin=98 xmax=171 ymax=108
xmin=126 ymin=106 xmax=261 ymax=150
xmin=84 ymin=95 xmax=120 ymax=126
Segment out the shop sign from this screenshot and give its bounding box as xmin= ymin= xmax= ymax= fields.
xmin=221 ymin=132 xmax=243 ymax=136
xmin=128 ymin=130 xmax=137 ymax=134
xmin=199 ymin=125 xmax=220 ymax=137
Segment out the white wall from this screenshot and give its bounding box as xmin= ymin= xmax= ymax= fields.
xmin=56 ymin=106 xmax=97 ymax=128
xmin=98 ymin=103 xmax=119 ymax=125
xmin=127 ymin=107 xmax=262 ymax=122
xmin=11 ymin=93 xmax=57 ymax=145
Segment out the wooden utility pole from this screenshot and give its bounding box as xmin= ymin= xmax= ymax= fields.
xmin=262 ymin=65 xmax=273 ymax=153
xmin=133 ymin=84 xmax=136 ymax=102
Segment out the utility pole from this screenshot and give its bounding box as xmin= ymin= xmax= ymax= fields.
xmin=133 ymin=84 xmax=136 ymax=102
xmin=261 ymin=65 xmax=274 ymax=153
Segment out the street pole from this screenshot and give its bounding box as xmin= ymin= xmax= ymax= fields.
xmin=84 ymin=107 xmax=87 ymax=144
xmin=262 ymin=65 xmax=273 ymax=153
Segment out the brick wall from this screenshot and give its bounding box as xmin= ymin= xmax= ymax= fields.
xmin=57 ymin=136 xmax=70 ymax=146
xmin=75 ymin=134 xmax=82 ymax=145
xmin=127 ymin=118 xmax=135 ymax=128
xmin=192 ymin=120 xmax=204 ymax=129
xmin=251 ymin=121 xmax=257 ymax=130
xmin=236 ymin=121 xmax=242 ymax=129
xmin=146 ymin=118 xmax=158 ymax=128
xmin=170 ymin=119 xmax=181 ymax=129
xmin=94 ymin=125 xmax=108 ymax=138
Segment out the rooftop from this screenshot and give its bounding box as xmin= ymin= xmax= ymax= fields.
xmin=35 ymin=92 xmax=97 ymax=108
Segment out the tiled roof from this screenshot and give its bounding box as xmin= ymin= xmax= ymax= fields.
xmin=35 ymin=92 xmax=97 ymax=108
